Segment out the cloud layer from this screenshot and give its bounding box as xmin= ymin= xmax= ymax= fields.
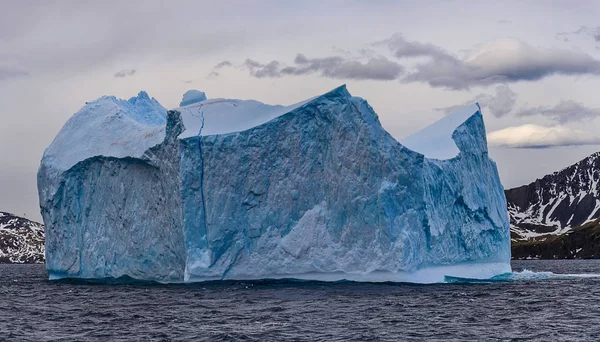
xmin=399 ymin=37 xmax=600 ymax=89
xmin=218 ymin=54 xmax=404 ymax=81
xmin=436 ymin=85 xmax=600 ymax=124
xmin=437 ymin=85 xmax=517 ymax=117
xmin=488 ymin=124 xmax=600 ymax=148
xmin=515 ymin=100 xmax=600 ymax=123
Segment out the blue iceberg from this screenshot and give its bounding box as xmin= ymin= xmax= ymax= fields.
xmin=38 ymin=85 xmax=511 ymax=283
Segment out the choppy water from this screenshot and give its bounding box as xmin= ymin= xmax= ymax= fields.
xmin=2 ymin=260 xmax=600 ymax=341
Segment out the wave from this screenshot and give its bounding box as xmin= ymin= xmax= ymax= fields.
xmin=445 ymin=269 xmax=600 ymax=283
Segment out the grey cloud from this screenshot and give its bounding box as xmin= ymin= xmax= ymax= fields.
xmin=332 ymin=46 xmax=353 ymax=58
xmin=376 ymin=34 xmax=450 ymax=61
xmin=215 ymin=33 xmax=600 ymax=87
xmin=436 ymin=85 xmax=517 ymax=117
xmin=244 ymin=59 xmax=263 ymax=69
xmin=214 ymin=60 xmax=233 ymax=69
xmin=332 ymin=47 xmax=377 ymax=59
xmin=205 ymin=61 xmax=236 ymax=78
xmin=235 ymin=54 xmax=403 ymax=81
xmin=206 ymin=71 xmax=220 ymax=79
xmin=557 ymin=26 xmax=588 ymax=36
xmin=357 ymin=48 xmax=378 ymax=58
xmin=284 ymin=54 xmax=403 ymax=80
xmin=438 ymin=86 xmax=599 ymax=124
xmin=114 ymin=69 xmax=136 ymax=78
xmin=410 ymin=44 xmax=600 ymax=89
xmin=380 ymin=34 xmax=600 ymax=89
xmin=515 ymin=100 xmax=600 ymax=124
xmin=0 ymin=2 xmax=251 ymax=78
xmin=206 ymin=59 xmax=260 ymax=79
xmin=496 ymin=19 xmax=512 ymax=24
xmin=245 ymin=59 xmax=283 ymax=78
xmin=479 ymin=85 xmax=517 ymax=117
xmin=556 ymin=26 xmax=600 ymax=42
xmin=0 ymin=66 xmax=28 ymax=81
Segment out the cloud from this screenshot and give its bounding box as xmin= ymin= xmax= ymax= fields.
xmin=114 ymin=69 xmax=136 ymax=78
xmin=244 ymin=59 xmax=283 ymax=78
xmin=496 ymin=19 xmax=512 ymax=24
xmin=515 ymin=100 xmax=600 ymax=124
xmin=438 ymin=86 xmax=600 ymax=123
xmin=488 ymin=124 xmax=600 ymax=148
xmin=215 ymin=34 xmax=600 ymax=88
xmin=480 ymin=85 xmax=517 ymax=117
xmin=228 ymin=54 xmax=403 ymax=81
xmin=0 ymin=2 xmax=249 ymax=79
xmin=0 ymin=65 xmax=28 ymax=81
xmin=375 ymin=34 xmax=451 ymax=61
xmin=437 ymin=85 xmax=517 ymax=117
xmin=206 ymin=71 xmax=219 ymax=79
xmin=214 ymin=60 xmax=233 ymax=69
xmin=391 ymin=36 xmax=600 ymax=89
xmin=556 ymin=26 xmax=600 ymax=43
xmin=205 ymin=61 xmax=234 ymax=79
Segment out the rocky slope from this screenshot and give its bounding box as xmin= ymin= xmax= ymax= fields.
xmin=505 ymin=151 xmax=600 ymax=259
xmin=512 ymin=218 xmax=600 ymax=259
xmin=0 ymin=212 xmax=44 ymax=263
xmin=506 ymin=152 xmax=600 ymax=241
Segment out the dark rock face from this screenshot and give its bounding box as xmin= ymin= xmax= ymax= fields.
xmin=512 ymin=218 xmax=600 ymax=259
xmin=0 ymin=212 xmax=44 ymax=263
xmin=506 ymin=152 xmax=600 ymax=239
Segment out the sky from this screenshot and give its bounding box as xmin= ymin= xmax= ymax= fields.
xmin=3 ymin=0 xmax=600 ymax=221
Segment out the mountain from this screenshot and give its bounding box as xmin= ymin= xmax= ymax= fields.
xmin=506 ymin=152 xmax=600 ymax=241
xmin=512 ymin=218 xmax=600 ymax=259
xmin=38 ymin=86 xmax=510 ymax=283
xmin=0 ymin=212 xmax=44 ymax=263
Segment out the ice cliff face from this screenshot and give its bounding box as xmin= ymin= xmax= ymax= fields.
xmin=38 ymin=85 xmax=511 ymax=283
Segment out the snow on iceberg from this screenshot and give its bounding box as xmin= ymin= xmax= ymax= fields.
xmin=38 ymin=85 xmax=511 ymax=283
xmin=401 ymin=103 xmax=482 ymax=160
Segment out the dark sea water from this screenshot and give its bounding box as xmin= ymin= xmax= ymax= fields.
xmin=1 ymin=260 xmax=600 ymax=341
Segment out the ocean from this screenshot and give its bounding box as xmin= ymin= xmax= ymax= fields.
xmin=1 ymin=260 xmax=600 ymax=341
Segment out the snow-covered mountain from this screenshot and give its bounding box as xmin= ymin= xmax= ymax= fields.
xmin=0 ymin=212 xmax=44 ymax=263
xmin=506 ymin=152 xmax=600 ymax=241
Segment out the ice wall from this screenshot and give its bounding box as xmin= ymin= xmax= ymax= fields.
xmin=38 ymin=85 xmax=511 ymax=283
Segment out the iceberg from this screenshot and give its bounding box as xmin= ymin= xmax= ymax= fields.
xmin=38 ymin=85 xmax=511 ymax=283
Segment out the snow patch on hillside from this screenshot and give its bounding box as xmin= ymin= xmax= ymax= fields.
xmin=0 ymin=212 xmax=44 ymax=263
